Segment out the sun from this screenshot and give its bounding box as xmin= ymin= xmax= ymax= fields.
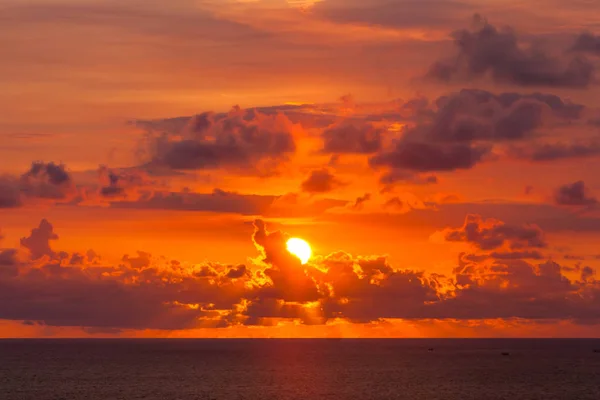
xmin=286 ymin=238 xmax=312 ymax=264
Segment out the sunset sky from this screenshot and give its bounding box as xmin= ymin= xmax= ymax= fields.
xmin=1 ymin=0 xmax=600 ymax=338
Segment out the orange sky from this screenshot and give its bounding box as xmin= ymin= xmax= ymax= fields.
xmin=1 ymin=0 xmax=600 ymax=337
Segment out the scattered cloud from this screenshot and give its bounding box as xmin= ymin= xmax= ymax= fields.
xmin=352 ymin=193 xmax=371 ymax=210
xmin=321 ymin=121 xmax=384 ymax=154
xmin=554 ymin=181 xmax=598 ymax=206
xmin=427 ymin=15 xmax=595 ymax=88
xmin=0 ymin=162 xmax=76 ymax=208
xmin=139 ymin=108 xmax=297 ymax=175
xmin=508 ymin=141 xmax=600 ymax=162
xmin=301 ymin=168 xmax=345 ymax=193
xmin=437 ymin=214 xmax=547 ymax=250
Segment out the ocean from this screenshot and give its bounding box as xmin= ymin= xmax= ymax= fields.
xmin=1 ymin=339 xmax=599 ymax=400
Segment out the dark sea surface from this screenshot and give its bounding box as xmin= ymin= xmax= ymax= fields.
xmin=1 ymin=339 xmax=600 ymax=400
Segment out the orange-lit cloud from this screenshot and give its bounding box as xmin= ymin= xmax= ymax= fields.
xmin=0 ymin=217 xmax=598 ymax=337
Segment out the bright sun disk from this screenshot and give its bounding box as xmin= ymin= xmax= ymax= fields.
xmin=286 ymin=238 xmax=312 ymax=264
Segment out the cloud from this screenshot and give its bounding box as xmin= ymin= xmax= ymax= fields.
xmin=226 ymin=265 xmax=250 ymax=279
xmin=98 ymin=166 xmax=155 ymax=199
xmin=581 ymin=266 xmax=595 ymax=282
xmin=352 ymin=193 xmax=371 ymax=210
xmin=384 ymin=197 xmax=406 ymax=211
xmin=18 ymin=162 xmax=74 ymax=200
xmin=554 ymin=181 xmax=598 ymax=206
xmin=571 ymin=32 xmax=600 ymax=56
xmin=0 ymin=218 xmax=598 ymax=330
xmin=0 ymin=222 xmax=255 ymax=330
xmin=461 ymin=250 xmax=545 ymax=262
xmin=252 ymin=219 xmax=322 ymax=303
xmin=0 ymin=177 xmax=22 ymax=208
xmin=433 ymin=258 xmax=595 ymax=320
xmin=0 ymin=162 xmax=76 ymax=208
xmin=438 ymin=214 xmax=547 ymax=250
xmin=20 ymin=219 xmax=59 ymax=260
xmin=321 ymin=121 xmax=383 ymax=154
xmin=139 ymin=108 xmax=297 ymax=175
xmin=429 ymin=90 xmax=583 ymax=142
xmin=131 ymin=90 xmax=584 ymax=186
xmin=0 ymin=248 xmax=19 ymax=278
xmin=23 ymin=162 xmax=70 ymax=186
xmin=426 ymin=90 xmax=584 ymax=142
xmin=427 ymin=15 xmax=595 ymax=88
xmin=369 ymin=88 xmax=583 ymax=175
xmin=508 ymin=141 xmax=600 ymax=162
xmin=301 ymin=168 xmax=345 ymax=193
xmin=379 ymin=170 xmax=438 ymax=185
xmin=370 ymin=141 xmax=491 ymax=172
xmin=319 ymin=253 xmax=439 ymax=322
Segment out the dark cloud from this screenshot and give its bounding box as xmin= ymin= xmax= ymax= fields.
xmin=581 ymin=266 xmax=595 ymax=282
xmin=384 ymin=197 xmax=405 ymax=210
xmin=427 ymin=15 xmax=595 ymax=88
xmin=0 ymin=162 xmax=76 ymax=208
xmin=433 ymin=258 xmax=597 ymax=320
xmin=419 ymin=89 xmax=583 ymax=142
xmin=352 ymin=193 xmax=371 ymax=210
xmin=508 ymin=141 xmax=600 ymax=162
xmin=321 ymin=121 xmax=383 ymax=154
xmin=0 ymin=249 xmax=19 ymax=278
xmin=369 ymin=88 xmax=584 ymax=175
xmin=242 ymin=298 xmax=320 ymax=326
xmin=252 ymin=220 xmax=322 ymax=303
xmin=0 ymin=218 xmax=598 ymax=329
xmin=98 ymin=166 xmax=154 ymax=199
xmin=19 ymin=162 xmax=74 ymax=201
xmin=319 ymin=253 xmax=439 ymax=322
xmin=0 ymin=177 xmax=22 ymax=208
xmin=301 ymin=169 xmax=344 ymax=193
xmin=226 ymin=265 xmax=249 ymax=279
xmin=140 ymin=108 xmax=296 ymax=174
xmin=0 ymin=269 xmax=245 ymax=330
xmin=20 ymin=219 xmax=59 ymax=260
xmin=440 ymin=214 xmax=547 ymax=250
xmin=100 ymin=171 xmax=123 ymax=197
xmin=571 ymin=32 xmax=600 ymax=56
xmin=554 ymin=181 xmax=598 ymax=206
xmin=380 ymin=170 xmax=438 ymax=185
xmin=23 ymin=162 xmax=70 ymax=186
xmin=462 ymin=250 xmax=545 ymax=262
xmin=0 ymin=222 xmax=255 ymax=329
xmin=370 ymin=141 xmax=491 ymax=172
xmin=122 ymin=251 xmax=152 ymax=270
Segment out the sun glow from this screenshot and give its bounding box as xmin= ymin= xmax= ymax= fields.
xmin=286 ymin=238 xmax=312 ymax=264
